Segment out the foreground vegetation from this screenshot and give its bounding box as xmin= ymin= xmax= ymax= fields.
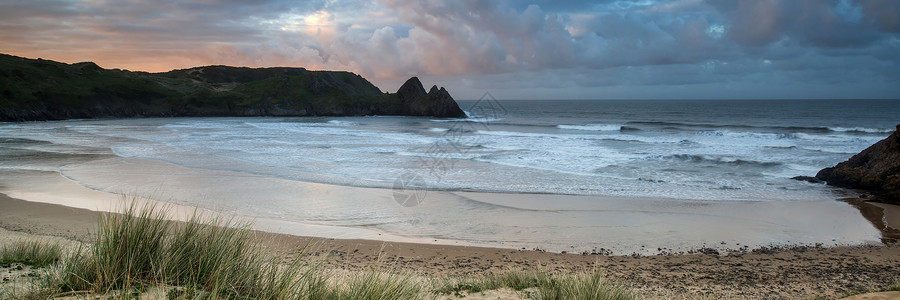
xmin=434 ymin=269 xmax=636 ymax=300
xmin=0 ymin=240 xmax=63 ymax=268
xmin=0 ymin=203 xmax=636 ymax=299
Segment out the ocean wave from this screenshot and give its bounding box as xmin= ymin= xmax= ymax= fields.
xmin=798 ymin=146 xmax=859 ymax=154
xmin=158 ymin=120 xmax=247 ymax=130
xmin=326 ymin=120 xmax=359 ymax=126
xmin=664 ymin=154 xmax=782 ymax=167
xmin=474 ymin=129 xmax=658 ymax=143
xmin=599 ymin=135 xmax=687 ymax=144
xmin=244 ymin=120 xmax=358 ymax=130
xmin=245 ymin=121 xmax=352 ymax=135
xmin=245 ymin=121 xmax=434 ymax=144
xmin=431 ymin=117 xmax=503 ymax=123
xmin=828 ymin=126 xmax=894 ymax=134
xmin=471 ymin=157 xmax=637 ymax=180
xmin=790 ymin=132 xmax=865 ymax=142
xmin=476 ymin=130 xmax=565 ymax=138
xmin=697 ymin=130 xmax=878 ymax=145
xmin=625 ymin=121 xmax=895 ymax=135
xmin=624 ymin=121 xmax=808 ymax=132
xmin=765 ymin=145 xmax=798 ymax=150
xmin=557 ymin=124 xmax=622 ymax=131
xmin=626 ymin=121 xmax=718 ymax=128
xmin=702 ymin=130 xmax=789 ymax=139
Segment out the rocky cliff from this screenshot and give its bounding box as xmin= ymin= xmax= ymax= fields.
xmin=395 ymin=77 xmax=466 ymax=118
xmin=0 ymin=53 xmax=465 ymax=121
xmin=816 ymin=124 xmax=900 ymax=204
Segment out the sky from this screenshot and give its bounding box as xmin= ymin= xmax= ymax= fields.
xmin=1 ymin=0 xmax=898 ymax=100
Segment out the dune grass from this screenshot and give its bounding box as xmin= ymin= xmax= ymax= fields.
xmin=838 ymin=278 xmax=900 ymax=299
xmin=330 ymin=270 xmax=425 ymax=300
xmin=47 ymin=202 xmax=325 ymax=299
xmin=0 ymin=240 xmax=63 ymax=268
xmin=1 ymin=202 xmax=639 ymax=299
xmin=433 ymin=270 xmax=541 ymax=295
xmin=434 ymin=269 xmax=636 ymax=300
xmin=0 ymin=240 xmax=64 ymax=300
xmin=886 ymin=280 xmax=900 ymax=292
xmin=535 ymin=269 xmax=636 ymax=300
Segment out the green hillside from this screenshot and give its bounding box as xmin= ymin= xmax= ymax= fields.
xmin=0 ymin=53 xmax=464 ymax=121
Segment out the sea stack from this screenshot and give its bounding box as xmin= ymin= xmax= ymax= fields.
xmin=815 ymin=124 xmax=900 ymax=204
xmin=395 ymin=77 xmax=466 ymax=118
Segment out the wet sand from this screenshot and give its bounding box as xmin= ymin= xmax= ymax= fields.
xmin=2 ymin=193 xmax=899 ymax=299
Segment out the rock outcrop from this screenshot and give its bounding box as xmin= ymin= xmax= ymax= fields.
xmin=816 ymin=124 xmax=900 ymax=204
xmin=0 ymin=53 xmax=466 ymax=121
xmin=395 ymin=77 xmax=466 ymax=118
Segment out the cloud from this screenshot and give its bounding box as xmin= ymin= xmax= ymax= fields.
xmin=713 ymin=0 xmax=893 ymax=49
xmin=0 ymin=0 xmax=897 ymax=99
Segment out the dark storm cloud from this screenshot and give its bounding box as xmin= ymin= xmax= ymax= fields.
xmin=712 ymin=0 xmax=893 ymax=48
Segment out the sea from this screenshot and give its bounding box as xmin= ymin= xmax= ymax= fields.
xmin=1 ymin=99 xmax=898 ymax=252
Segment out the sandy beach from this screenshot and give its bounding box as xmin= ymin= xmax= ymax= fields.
xmin=2 ymin=193 xmax=899 ymax=299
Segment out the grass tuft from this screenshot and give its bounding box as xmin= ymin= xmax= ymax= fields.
xmin=0 ymin=240 xmax=63 ymax=268
xmin=49 ymin=202 xmax=321 ymax=299
xmin=885 ymin=280 xmax=900 ymax=292
xmin=434 ymin=269 xmax=636 ymax=300
xmin=333 ymin=270 xmax=425 ymax=300
xmin=536 ymin=269 xmax=636 ymax=300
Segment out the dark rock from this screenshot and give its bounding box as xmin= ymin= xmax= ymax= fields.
xmin=394 ymin=78 xmax=466 ymax=118
xmin=816 ymin=124 xmax=900 ymax=204
xmin=396 ymin=77 xmax=427 ymax=102
xmin=428 ymin=86 xmax=466 ymax=118
xmin=791 ymin=176 xmax=824 ymax=184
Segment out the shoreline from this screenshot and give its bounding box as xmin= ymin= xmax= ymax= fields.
xmin=0 ymin=118 xmax=892 ymax=255
xmin=2 ymin=193 xmax=899 ymax=299
xmin=0 ymin=154 xmax=886 ymax=255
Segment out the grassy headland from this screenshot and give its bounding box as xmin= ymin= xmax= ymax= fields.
xmin=0 ymin=53 xmax=465 ymax=121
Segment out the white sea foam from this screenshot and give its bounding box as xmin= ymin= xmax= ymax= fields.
xmin=430 ymin=116 xmax=503 ymax=123
xmin=799 ymin=146 xmax=859 ymax=154
xmin=829 ymin=126 xmax=894 ymax=133
xmin=791 ymin=132 xmax=876 ymax=143
xmin=327 ymin=120 xmax=358 ymax=126
xmin=475 ymin=130 xmax=562 ymax=138
xmin=787 ymin=163 xmax=821 ymax=172
xmin=557 ymin=124 xmax=623 ymax=131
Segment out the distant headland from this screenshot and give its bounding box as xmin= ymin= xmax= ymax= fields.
xmin=0 ymin=53 xmax=465 ymax=121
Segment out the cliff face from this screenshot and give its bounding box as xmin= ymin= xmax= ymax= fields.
xmin=0 ymin=53 xmax=465 ymax=121
xmin=816 ymin=124 xmax=900 ymax=204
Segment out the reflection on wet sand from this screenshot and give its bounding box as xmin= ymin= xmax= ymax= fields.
xmin=843 ymin=197 xmax=900 ymax=243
